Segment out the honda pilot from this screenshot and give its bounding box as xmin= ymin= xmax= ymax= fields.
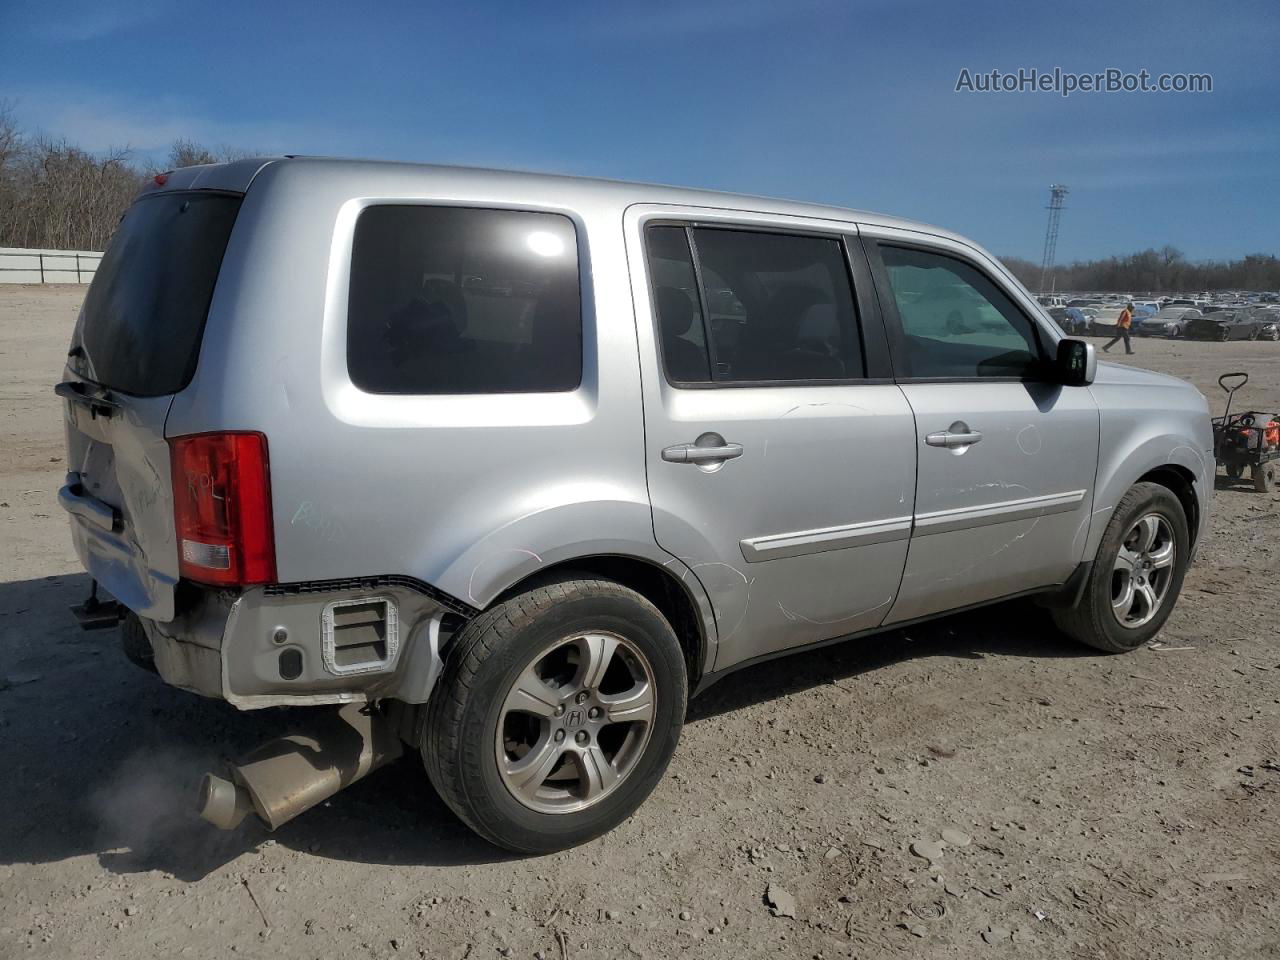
xmin=59 ymin=157 xmax=1213 ymax=853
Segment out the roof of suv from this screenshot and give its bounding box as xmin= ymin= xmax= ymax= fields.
xmin=150 ymin=155 xmax=969 ymax=247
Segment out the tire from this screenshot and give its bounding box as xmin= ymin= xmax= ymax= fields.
xmin=1254 ymin=462 xmax=1277 ymax=493
xmin=1052 ymin=482 xmax=1190 ymax=653
xmin=120 ymin=612 xmax=158 ymax=673
xmin=422 ymin=576 xmax=687 ymax=854
xmin=1226 ymin=462 xmax=1244 ymax=479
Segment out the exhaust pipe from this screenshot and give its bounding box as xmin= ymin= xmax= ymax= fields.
xmin=197 ymin=702 xmax=404 ymax=831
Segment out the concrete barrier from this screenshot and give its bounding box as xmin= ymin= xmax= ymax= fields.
xmin=0 ymin=247 xmax=103 ymax=284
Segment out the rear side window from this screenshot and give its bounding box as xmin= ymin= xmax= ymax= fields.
xmin=347 ymin=206 xmax=581 ymax=395
xmin=645 ymin=225 xmax=864 ymax=384
xmin=73 ymin=192 xmax=242 ymax=397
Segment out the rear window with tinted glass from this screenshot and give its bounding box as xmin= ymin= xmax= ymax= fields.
xmin=73 ymin=192 xmax=242 ymax=396
xmin=346 ymin=205 xmax=582 ymax=395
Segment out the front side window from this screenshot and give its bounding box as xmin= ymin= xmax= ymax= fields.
xmin=879 ymin=245 xmax=1044 ymax=379
xmin=347 ymin=206 xmax=581 ymax=394
xmin=644 ymin=224 xmax=864 ymax=384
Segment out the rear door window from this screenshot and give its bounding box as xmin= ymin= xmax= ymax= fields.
xmin=645 ymin=224 xmax=864 ymax=384
xmin=347 ymin=206 xmax=582 ymax=395
xmin=72 ymin=192 xmax=243 ymax=396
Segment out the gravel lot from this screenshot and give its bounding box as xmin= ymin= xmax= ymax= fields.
xmin=2 ymin=285 xmax=1278 ymax=959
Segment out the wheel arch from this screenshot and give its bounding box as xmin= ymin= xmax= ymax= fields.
xmin=490 ymin=554 xmax=717 ymax=688
xmin=1090 ymin=425 xmax=1211 ymax=561
xmin=1136 ymin=464 xmax=1200 ymax=549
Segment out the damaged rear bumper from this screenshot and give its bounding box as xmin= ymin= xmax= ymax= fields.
xmin=133 ymin=578 xmax=474 ymax=709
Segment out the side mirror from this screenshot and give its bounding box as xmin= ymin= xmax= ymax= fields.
xmin=1055 ymin=338 xmax=1095 ymax=386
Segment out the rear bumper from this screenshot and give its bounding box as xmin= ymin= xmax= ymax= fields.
xmin=65 ymin=497 xmax=177 ymax=622
xmin=137 ymin=580 xmax=468 ymax=709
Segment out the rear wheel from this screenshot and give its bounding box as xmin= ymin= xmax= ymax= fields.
xmin=120 ymin=612 xmax=158 ymax=674
xmin=1255 ymin=462 xmax=1277 ymax=493
xmin=422 ymin=576 xmax=687 ymax=853
xmin=1052 ymin=482 xmax=1189 ymax=653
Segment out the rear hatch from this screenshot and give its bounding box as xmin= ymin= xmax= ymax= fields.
xmin=60 ymin=188 xmax=243 ymax=621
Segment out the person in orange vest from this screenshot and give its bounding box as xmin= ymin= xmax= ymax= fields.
xmin=1103 ymin=302 xmax=1135 ymax=354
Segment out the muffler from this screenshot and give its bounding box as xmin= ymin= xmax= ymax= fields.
xmin=197 ymin=702 xmax=404 ymax=831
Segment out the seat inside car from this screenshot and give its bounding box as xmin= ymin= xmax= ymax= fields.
xmin=733 ymin=283 xmax=845 ymax=381
xmin=655 ymin=285 xmax=711 ymax=381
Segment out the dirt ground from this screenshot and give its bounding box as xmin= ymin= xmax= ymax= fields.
xmin=2 ymin=285 xmax=1277 ymax=959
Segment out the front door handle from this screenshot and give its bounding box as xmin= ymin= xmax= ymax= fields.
xmin=925 ymin=422 xmax=983 ymax=448
xmin=662 ymin=435 xmax=744 ymax=465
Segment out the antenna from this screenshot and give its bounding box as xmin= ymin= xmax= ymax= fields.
xmin=1039 ymin=184 xmax=1068 ymax=295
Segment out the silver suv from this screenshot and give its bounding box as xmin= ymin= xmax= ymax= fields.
xmin=59 ymin=158 xmax=1213 ymax=852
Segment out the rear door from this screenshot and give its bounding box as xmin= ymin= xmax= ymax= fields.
xmin=626 ymin=206 xmax=917 ymax=672
xmin=862 ymin=229 xmax=1100 ymax=623
xmin=60 ymin=189 xmax=244 ymax=621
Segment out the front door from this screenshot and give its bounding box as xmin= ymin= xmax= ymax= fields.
xmin=863 ymin=233 xmax=1100 ymax=623
xmin=626 ymin=208 xmax=917 ymax=671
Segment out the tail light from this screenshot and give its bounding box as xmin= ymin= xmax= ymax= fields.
xmin=169 ymin=432 xmax=276 ymax=586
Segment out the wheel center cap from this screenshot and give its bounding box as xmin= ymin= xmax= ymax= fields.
xmin=564 ymin=708 xmax=585 ymax=729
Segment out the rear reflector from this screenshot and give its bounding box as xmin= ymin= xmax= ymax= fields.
xmin=169 ymin=432 xmax=276 ymax=586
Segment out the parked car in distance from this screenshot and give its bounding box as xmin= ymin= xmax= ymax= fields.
xmin=1183 ymin=308 xmax=1264 ymax=341
xmin=1134 ymin=307 xmax=1202 ymax=338
xmin=1049 ymin=306 xmax=1089 ymax=335
xmin=1038 ymin=295 xmax=1067 ymax=308
xmin=57 ymin=157 xmax=1215 ymax=853
xmin=1089 ymin=306 xmax=1125 ymax=335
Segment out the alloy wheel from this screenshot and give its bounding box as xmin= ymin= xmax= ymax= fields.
xmin=495 ymin=632 xmax=656 ymax=814
xmin=1111 ymin=514 xmax=1176 ymax=628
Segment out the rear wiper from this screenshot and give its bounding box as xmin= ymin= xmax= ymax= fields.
xmin=55 ymin=380 xmax=120 ymax=419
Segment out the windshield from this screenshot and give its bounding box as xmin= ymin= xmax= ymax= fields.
xmin=70 ymin=191 xmax=242 ymax=396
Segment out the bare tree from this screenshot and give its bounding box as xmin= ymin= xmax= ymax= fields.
xmin=165 ymin=138 xmax=258 ymax=169
xmin=0 ymin=117 xmax=267 ymax=250
xmin=168 ymin=138 xmax=218 ymax=168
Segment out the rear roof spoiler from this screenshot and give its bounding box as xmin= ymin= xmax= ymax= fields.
xmin=140 ymin=157 xmax=282 ymax=197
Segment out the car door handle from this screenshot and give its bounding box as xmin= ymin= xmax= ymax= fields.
xmin=662 ymin=440 xmax=744 ymax=464
xmin=925 ymin=425 xmax=983 ymax=448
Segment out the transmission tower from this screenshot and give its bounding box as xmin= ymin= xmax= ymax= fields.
xmin=1039 ymin=184 xmax=1068 ymax=295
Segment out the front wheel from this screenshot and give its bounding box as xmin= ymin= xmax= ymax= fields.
xmin=1052 ymin=482 xmax=1190 ymax=653
xmin=422 ymin=576 xmax=687 ymax=853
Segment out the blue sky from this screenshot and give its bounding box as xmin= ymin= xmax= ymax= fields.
xmin=2 ymin=0 xmax=1276 ymax=261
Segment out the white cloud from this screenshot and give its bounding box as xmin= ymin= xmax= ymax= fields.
xmin=23 ymin=1 xmax=159 ymax=42
xmin=7 ymin=89 xmax=334 ymax=160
